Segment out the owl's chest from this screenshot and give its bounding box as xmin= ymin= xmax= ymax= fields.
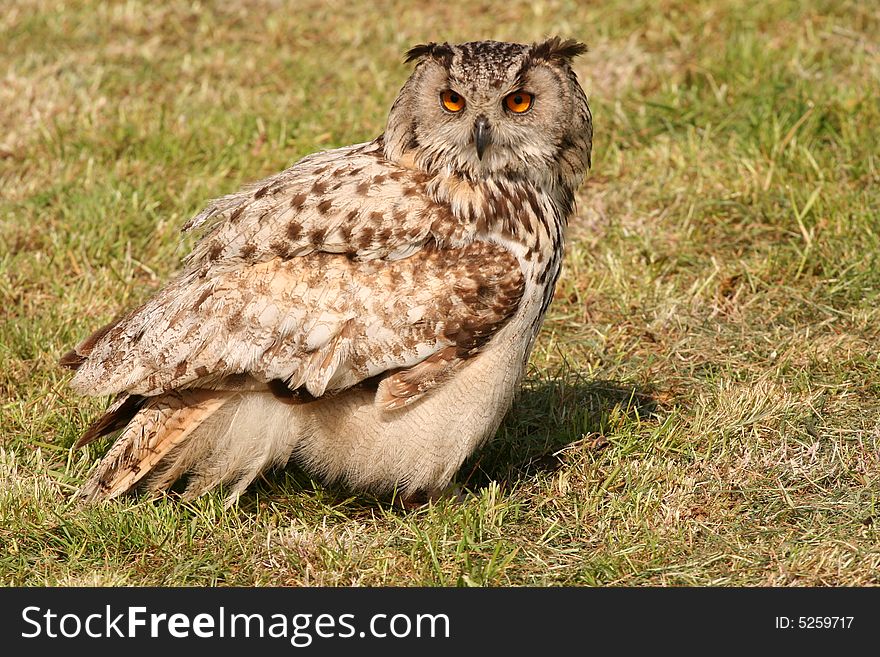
xmin=428 ymin=171 xmax=566 ymax=321
xmin=477 ymin=202 xmax=565 ymax=328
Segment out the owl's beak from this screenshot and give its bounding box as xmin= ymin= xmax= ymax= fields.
xmin=473 ymin=116 xmax=491 ymax=160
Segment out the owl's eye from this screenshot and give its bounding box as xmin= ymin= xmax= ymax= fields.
xmin=440 ymin=90 xmax=466 ymax=113
xmin=504 ymin=91 xmax=533 ymax=113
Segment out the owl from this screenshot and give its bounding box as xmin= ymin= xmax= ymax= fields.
xmin=61 ymin=38 xmax=593 ymax=505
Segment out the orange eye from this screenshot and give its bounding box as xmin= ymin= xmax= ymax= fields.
xmin=440 ymin=89 xmax=466 ymax=112
xmin=504 ymin=91 xmax=533 ymax=113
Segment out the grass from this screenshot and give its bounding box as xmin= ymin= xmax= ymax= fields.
xmin=1 ymin=0 xmax=878 ymax=586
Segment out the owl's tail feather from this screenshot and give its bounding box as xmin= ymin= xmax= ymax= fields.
xmin=77 ymin=390 xmax=305 ymax=505
xmin=76 ymin=389 xmax=230 ymax=503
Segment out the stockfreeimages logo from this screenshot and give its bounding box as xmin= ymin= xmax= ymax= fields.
xmin=21 ymin=606 xmax=450 ymax=646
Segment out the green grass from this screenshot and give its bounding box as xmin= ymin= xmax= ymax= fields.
xmin=2 ymin=0 xmax=879 ymax=586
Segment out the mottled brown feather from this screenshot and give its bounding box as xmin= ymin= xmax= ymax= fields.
xmin=77 ymin=390 xmax=228 ymax=501
xmin=59 ymin=318 xmax=121 ymax=370
xmin=70 ymin=241 xmax=524 ymax=402
xmin=75 ymin=394 xmax=146 ymax=448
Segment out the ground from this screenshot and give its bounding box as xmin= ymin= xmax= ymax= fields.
xmin=1 ymin=0 xmax=878 ymax=585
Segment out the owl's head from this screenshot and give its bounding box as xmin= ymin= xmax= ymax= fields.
xmin=384 ymin=38 xmax=592 ymax=191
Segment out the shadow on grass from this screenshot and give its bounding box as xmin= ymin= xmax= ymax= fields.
xmin=240 ymin=372 xmax=659 ymax=512
xmin=458 ymin=374 xmax=658 ymax=493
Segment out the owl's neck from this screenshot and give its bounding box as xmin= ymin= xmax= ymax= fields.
xmin=426 ymin=168 xmax=573 ymax=230
xmin=378 ymin=136 xmax=576 ymax=291
xmin=424 ymin=155 xmax=571 ymax=292
xmin=380 ymin=137 xmax=575 ymax=226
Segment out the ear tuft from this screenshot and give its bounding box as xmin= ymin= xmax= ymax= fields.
xmin=404 ymin=42 xmax=454 ymax=64
xmin=531 ymin=37 xmax=588 ymax=64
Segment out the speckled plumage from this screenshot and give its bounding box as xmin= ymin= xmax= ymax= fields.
xmin=62 ymin=37 xmax=593 ymax=503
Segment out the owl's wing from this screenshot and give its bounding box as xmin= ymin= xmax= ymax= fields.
xmin=65 ymin=139 xmax=524 ymax=408
xmin=66 ymin=241 xmax=523 ymax=408
xmin=179 ymin=138 xmax=474 ymax=271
